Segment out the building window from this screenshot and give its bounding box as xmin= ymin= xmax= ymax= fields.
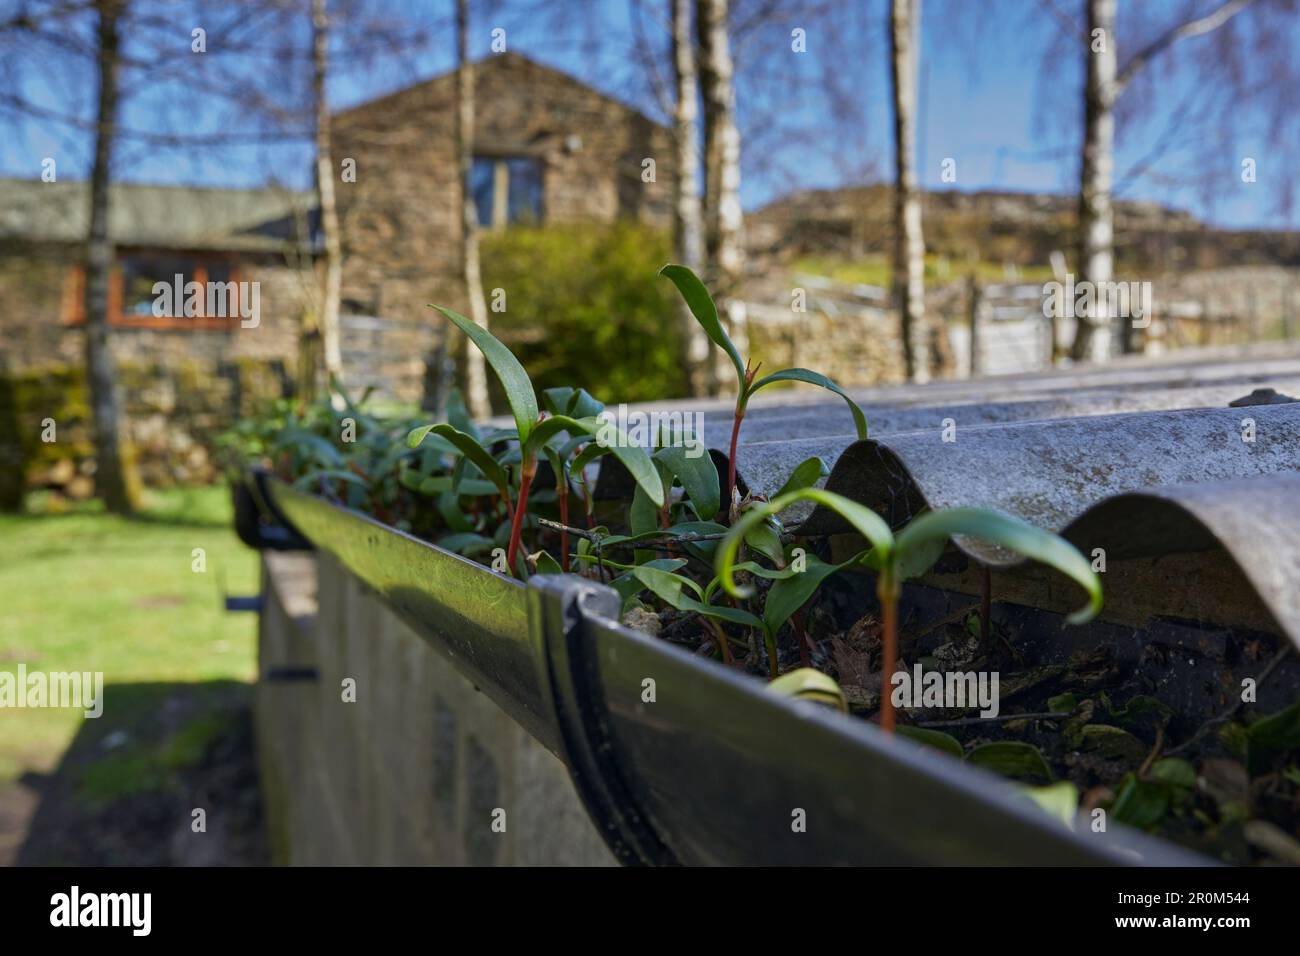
xmin=63 ymin=253 xmax=241 ymax=330
xmin=470 ymin=155 xmax=543 ymax=229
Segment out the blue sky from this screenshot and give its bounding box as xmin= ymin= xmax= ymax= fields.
xmin=2 ymin=0 xmax=1295 ymax=230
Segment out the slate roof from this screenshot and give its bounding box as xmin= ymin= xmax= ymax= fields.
xmin=0 ymin=177 xmax=314 ymax=253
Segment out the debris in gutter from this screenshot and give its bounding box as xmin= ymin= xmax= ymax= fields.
xmin=1228 ymin=387 xmax=1300 ymax=406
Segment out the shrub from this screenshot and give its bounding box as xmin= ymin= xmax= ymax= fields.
xmin=479 ymin=222 xmax=686 ymax=403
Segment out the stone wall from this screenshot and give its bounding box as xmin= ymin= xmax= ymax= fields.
xmin=743 ymin=299 xmax=909 ymax=387
xmin=256 ymin=550 xmax=616 ymax=866
xmin=0 ymin=357 xmax=291 ymax=508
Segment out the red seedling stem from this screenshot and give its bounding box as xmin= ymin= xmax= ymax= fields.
xmin=506 ymin=457 xmax=535 ymax=576
xmin=727 ymin=408 xmax=743 ymax=517
xmin=878 ymin=573 xmax=898 ymax=734
xmin=557 ymin=472 xmax=570 ymax=573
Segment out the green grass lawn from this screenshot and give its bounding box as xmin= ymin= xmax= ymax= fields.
xmin=0 ymin=485 xmax=258 ymax=789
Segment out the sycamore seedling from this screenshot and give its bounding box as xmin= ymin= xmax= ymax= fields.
xmin=716 ymin=489 xmax=1102 ymax=734
xmin=408 ymin=307 xmax=665 ymax=576
xmin=658 ymin=264 xmax=868 ymax=516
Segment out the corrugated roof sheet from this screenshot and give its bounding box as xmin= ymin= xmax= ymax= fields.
xmin=593 ymin=342 xmax=1300 ymax=647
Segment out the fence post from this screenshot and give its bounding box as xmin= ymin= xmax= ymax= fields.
xmin=1283 ymin=282 xmax=1293 ymax=341
xmin=966 ymin=275 xmax=981 ymax=377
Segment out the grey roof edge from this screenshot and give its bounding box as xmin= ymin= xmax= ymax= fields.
xmin=1061 ymin=474 xmax=1300 ymax=648
xmin=765 ymin=407 xmax=1300 ymax=648
xmin=770 ymin=402 xmax=1300 ymax=537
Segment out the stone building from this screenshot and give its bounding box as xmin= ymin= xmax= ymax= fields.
xmin=0 ymin=52 xmax=675 ymax=503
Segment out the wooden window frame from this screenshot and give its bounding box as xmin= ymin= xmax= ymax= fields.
xmin=471 ymin=151 xmax=545 ymax=230
xmin=62 ymin=252 xmax=243 ymax=331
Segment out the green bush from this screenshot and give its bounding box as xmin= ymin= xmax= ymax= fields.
xmin=479 ymin=222 xmax=686 ymax=404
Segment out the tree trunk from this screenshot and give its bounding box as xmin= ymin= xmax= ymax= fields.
xmin=455 ymin=0 xmax=492 ymax=419
xmin=83 ymin=0 xmax=135 ymax=514
xmin=672 ymin=0 xmax=708 ymax=396
xmin=890 ymin=0 xmax=928 ymax=383
xmin=313 ymin=0 xmax=344 ymax=405
xmin=697 ymin=0 xmax=746 ymax=396
xmin=1071 ymin=0 xmax=1117 ymax=363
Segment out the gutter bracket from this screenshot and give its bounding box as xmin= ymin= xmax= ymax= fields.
xmin=528 ymin=575 xmax=678 ymax=866
xmin=235 ymin=468 xmax=314 ymax=551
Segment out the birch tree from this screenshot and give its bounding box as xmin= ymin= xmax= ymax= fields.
xmin=672 ymin=0 xmax=709 ymax=395
xmin=454 ymin=0 xmax=492 ymax=418
xmin=697 ymin=0 xmax=745 ymax=396
xmin=84 ymin=0 xmax=134 ymax=513
xmin=1070 ymin=0 xmax=1259 ymax=361
xmin=313 ymin=0 xmax=345 ymax=404
xmin=889 ymin=0 xmax=928 ymax=383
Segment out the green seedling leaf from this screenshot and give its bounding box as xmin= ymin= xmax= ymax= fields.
xmin=893 ymin=534 xmax=947 ymax=582
xmin=748 ymin=368 xmax=868 ymax=440
xmin=762 ymin=554 xmax=855 ymax=636
xmin=1019 ymin=781 xmax=1080 ymax=827
xmin=658 ymin=264 xmax=745 ymax=384
xmin=527 ymin=415 xmax=664 ymax=507
xmin=532 ymin=550 xmax=564 ymax=575
xmin=541 ymin=386 xmax=605 ymax=420
xmin=893 ymin=507 xmax=1102 ymax=623
xmin=655 ymin=444 xmax=720 ymax=521
xmin=622 ymin=565 xmax=760 ymax=629
xmin=407 ymin=423 xmax=510 ymax=500
xmin=413 ymin=475 xmax=498 ymax=497
xmin=284 ymin=429 xmax=344 ymax=468
xmin=626 ymin=564 xmax=705 ymax=607
xmin=433 ymin=304 xmax=539 ymax=443
xmin=896 ymin=726 xmax=964 ymax=758
xmin=629 ymin=483 xmax=661 ymax=536
xmin=967 ymin=741 xmax=1053 ymax=783
xmin=1080 ymin=724 xmax=1148 ymax=762
xmin=571 ymin=440 xmax=609 ymax=475
xmin=717 ymin=488 xmax=893 ymax=599
xmin=1149 ymin=757 xmax=1196 ymax=790
xmin=774 ymin=456 xmax=830 ymax=498
xmin=766 ymin=668 xmax=847 ymax=713
xmin=398 ymin=465 xmax=424 ymax=493
xmin=1047 ymin=692 xmax=1078 ymax=714
xmin=441 ymin=491 xmax=478 ymax=532
xmin=743 ymin=517 xmax=785 ymax=566
xmin=680 ymin=599 xmax=763 ymax=631
xmin=1246 ymin=701 xmax=1300 ymax=776
xmin=1111 ymin=773 xmax=1171 ymax=830
xmin=609 ymin=558 xmax=688 ymax=609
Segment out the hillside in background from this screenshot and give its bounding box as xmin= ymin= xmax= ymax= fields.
xmin=748 ymin=185 xmax=1300 ymax=277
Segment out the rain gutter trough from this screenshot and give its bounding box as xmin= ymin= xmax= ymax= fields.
xmin=244 ymin=472 xmax=1200 ymax=866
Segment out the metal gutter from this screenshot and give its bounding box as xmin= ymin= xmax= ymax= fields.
xmin=252 ymin=474 xmax=1203 ymax=866
xmin=267 ymin=480 xmax=557 ymax=752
